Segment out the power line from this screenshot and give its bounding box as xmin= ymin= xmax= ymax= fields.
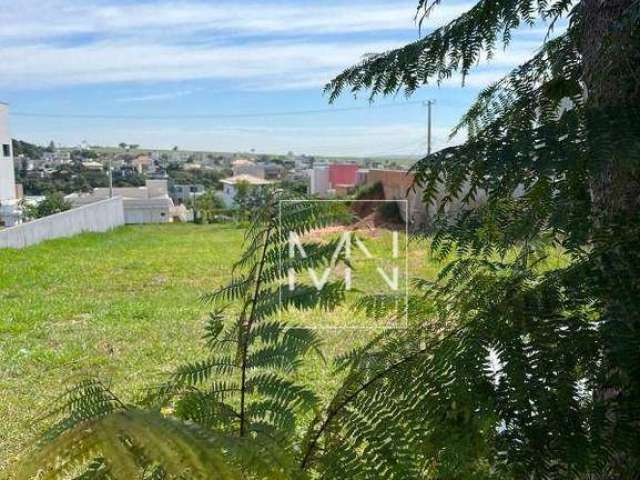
xmin=12 ymin=100 xmax=425 ymax=120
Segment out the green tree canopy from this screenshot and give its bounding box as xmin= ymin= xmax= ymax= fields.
xmin=23 ymin=193 xmax=72 ymax=219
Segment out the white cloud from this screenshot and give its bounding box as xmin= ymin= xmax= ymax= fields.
xmin=3 ymin=0 xmax=547 ymax=155
xmin=116 ymin=89 xmax=199 ymax=103
xmin=1 ymin=0 xmax=525 ymax=91
xmin=0 ymin=1 xmax=471 ymax=42
xmin=0 ymin=36 xmax=538 ymax=91
xmin=0 ymin=38 xmax=412 ymax=88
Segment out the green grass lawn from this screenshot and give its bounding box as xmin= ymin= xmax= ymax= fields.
xmin=0 ymin=223 xmax=444 ymax=469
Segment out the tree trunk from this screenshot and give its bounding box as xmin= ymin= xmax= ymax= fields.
xmin=581 ymin=0 xmax=640 ymax=219
xmin=580 ymin=1 xmax=640 ymax=474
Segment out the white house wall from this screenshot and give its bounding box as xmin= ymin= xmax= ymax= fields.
xmin=310 ymin=166 xmax=330 ymax=197
xmin=0 ymin=103 xmax=16 ymax=202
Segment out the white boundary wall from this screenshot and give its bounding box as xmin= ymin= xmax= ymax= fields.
xmin=0 ymin=197 xmax=125 ymax=249
xmin=0 ymin=103 xmax=17 ymax=202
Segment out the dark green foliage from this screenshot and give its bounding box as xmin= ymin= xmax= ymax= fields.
xmin=353 ymin=181 xmax=384 ymax=201
xmin=112 ymin=171 xmax=146 ymax=187
xmin=70 ymin=149 xmax=98 ymax=161
xmin=17 ymin=163 xmax=111 ymax=195
xmin=301 ymin=256 xmax=606 ymax=478
xmin=187 ymin=191 xmax=226 ymax=223
xmin=279 ymin=178 xmax=308 ymax=196
xmin=233 ymin=182 xmax=272 ymax=220
xmin=165 ymin=163 xmax=230 ymax=189
xmin=326 ymin=0 xmax=577 ymax=101
xmin=188 ymin=190 xmax=224 ymax=211
xmin=12 ymin=139 xmax=45 ymax=159
xmin=375 ymin=200 xmax=403 ymax=224
xmin=316 ymin=0 xmax=640 ymax=478
xmin=23 ymin=192 xmax=72 ymax=219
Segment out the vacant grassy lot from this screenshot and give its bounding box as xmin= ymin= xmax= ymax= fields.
xmin=0 ymin=223 xmax=442 ymax=468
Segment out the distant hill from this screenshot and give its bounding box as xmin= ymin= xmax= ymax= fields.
xmin=15 ymin=139 xmax=420 ymax=167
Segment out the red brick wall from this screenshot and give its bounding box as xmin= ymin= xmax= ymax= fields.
xmin=366 ymin=169 xmax=415 ymax=198
xmin=329 ymin=164 xmax=359 ymax=187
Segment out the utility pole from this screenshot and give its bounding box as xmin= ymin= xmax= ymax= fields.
xmin=191 ymin=186 xmax=198 ymax=223
xmin=423 ymin=100 xmax=435 ymax=155
xmin=108 ymin=156 xmax=113 ymax=198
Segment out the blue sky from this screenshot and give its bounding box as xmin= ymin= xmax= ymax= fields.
xmin=0 ymin=0 xmax=549 ymax=156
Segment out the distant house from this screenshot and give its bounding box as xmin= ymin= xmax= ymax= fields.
xmin=170 ymin=151 xmax=191 ymax=163
xmin=329 ymin=163 xmax=359 ymax=186
xmin=67 ymin=179 xmax=180 ymax=224
xmin=232 ymin=159 xmax=285 ymax=180
xmin=171 ymin=184 xmax=205 ymax=204
xmin=183 ymin=163 xmax=202 ymax=171
xmin=309 ymin=165 xmax=330 ymax=197
xmin=81 ymin=160 xmax=104 ymax=171
xmin=132 ymin=154 xmax=152 ymax=173
xmin=231 ymin=159 xmax=258 ymax=176
xmin=220 ymin=174 xmax=272 ymax=208
xmin=309 ymin=163 xmax=364 ymax=197
xmin=309 ymin=166 xmax=425 ymax=224
xmin=294 ymin=155 xmax=314 ymax=170
xmin=260 ymin=162 xmax=286 ymax=180
xmin=42 ymin=150 xmax=71 ymax=166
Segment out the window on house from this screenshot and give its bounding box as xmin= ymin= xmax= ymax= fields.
xmin=2 ymin=144 xmax=9 ymax=157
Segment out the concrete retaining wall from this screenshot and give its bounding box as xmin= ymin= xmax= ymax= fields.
xmin=122 ymin=198 xmax=173 ymax=224
xmin=0 ymin=197 xmax=125 ymax=249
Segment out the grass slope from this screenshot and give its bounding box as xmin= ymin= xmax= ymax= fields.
xmin=0 ymin=223 xmax=441 ymax=469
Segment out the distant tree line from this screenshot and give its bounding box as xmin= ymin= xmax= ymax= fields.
xmin=11 ymin=139 xmax=47 ymax=159
xmin=165 ymin=162 xmax=231 ymax=190
xmin=15 ymin=162 xmax=144 ymax=196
